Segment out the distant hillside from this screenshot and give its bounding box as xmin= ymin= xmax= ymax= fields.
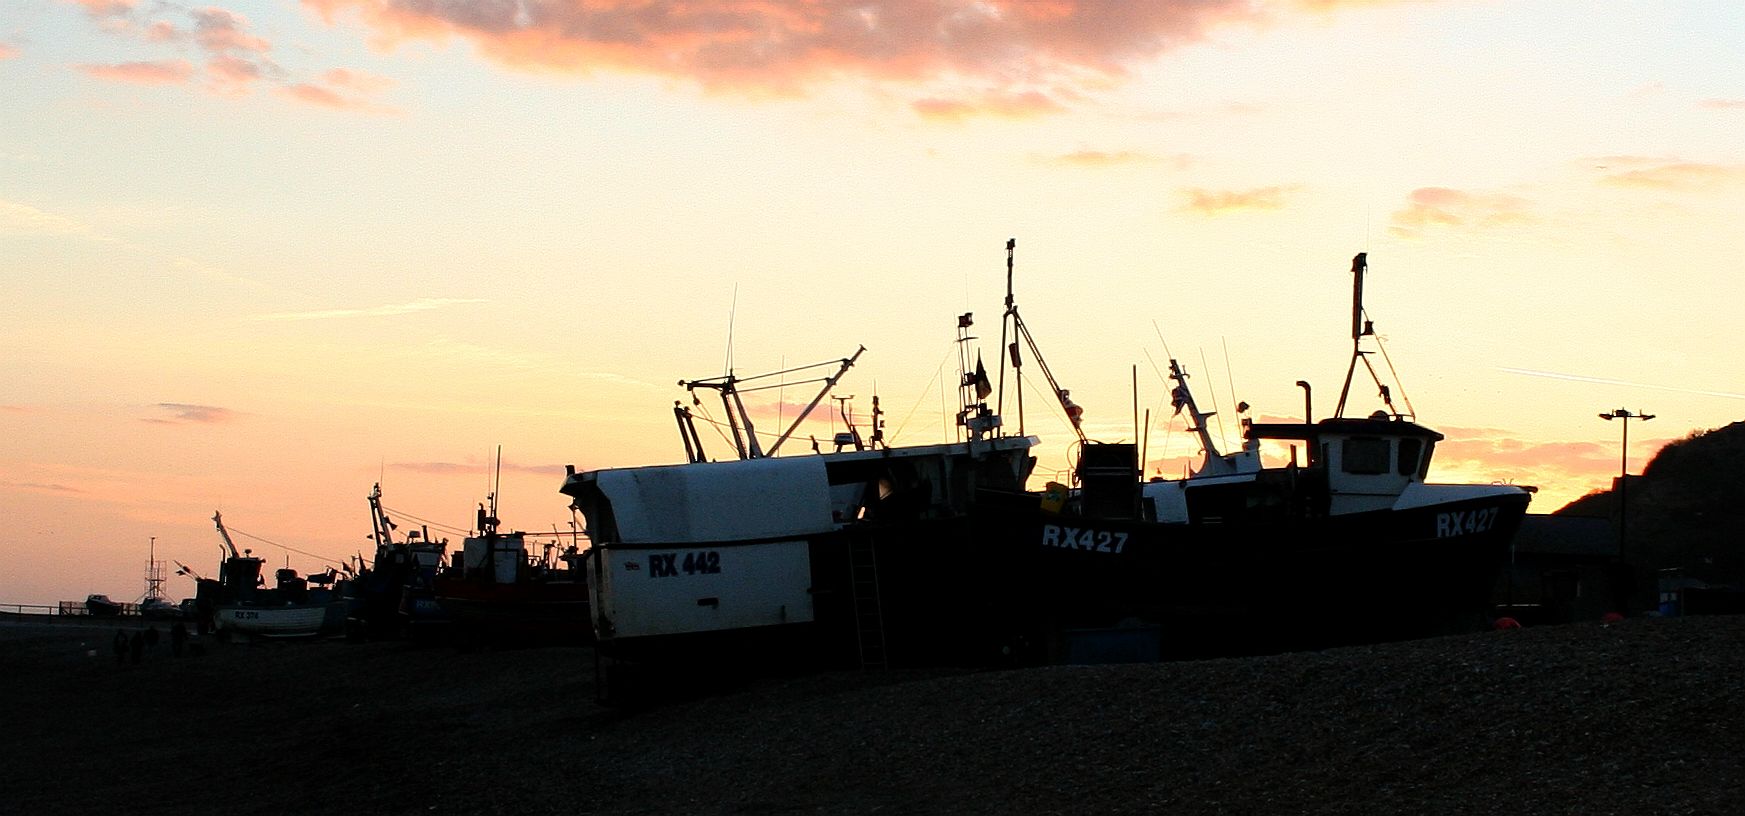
xmin=1555 ymin=420 xmax=1745 ymax=584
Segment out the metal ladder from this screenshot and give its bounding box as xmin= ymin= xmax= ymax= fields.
xmin=848 ymin=532 xmax=888 ymax=670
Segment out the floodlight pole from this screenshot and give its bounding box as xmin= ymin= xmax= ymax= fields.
xmin=1599 ymin=408 xmax=1654 ymax=610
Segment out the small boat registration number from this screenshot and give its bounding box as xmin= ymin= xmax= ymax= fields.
xmin=1040 ymin=524 xmax=1129 ymax=554
xmin=645 ymin=551 xmax=722 ymax=578
xmin=1435 ymin=507 xmax=1499 ymax=538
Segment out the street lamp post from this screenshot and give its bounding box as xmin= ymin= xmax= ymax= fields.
xmin=1599 ymin=407 xmax=1654 ymax=612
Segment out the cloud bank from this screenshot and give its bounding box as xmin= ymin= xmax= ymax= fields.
xmin=63 ymin=0 xmax=394 ymax=110
xmin=302 ymin=0 xmax=1368 ymax=117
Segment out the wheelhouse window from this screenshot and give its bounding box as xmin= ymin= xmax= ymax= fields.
xmin=1398 ymin=438 xmax=1422 ymax=476
xmin=1342 ymin=437 xmax=1391 ymax=475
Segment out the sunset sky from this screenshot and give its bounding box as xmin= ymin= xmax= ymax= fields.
xmin=3 ymin=1 xmax=1742 ymax=607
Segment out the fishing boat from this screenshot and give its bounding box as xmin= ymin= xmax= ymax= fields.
xmin=432 ymin=458 xmax=592 ymax=648
xmin=561 ymin=280 xmax=1043 ymax=694
xmin=344 ymin=484 xmax=450 ymax=641
xmin=981 ymin=253 xmax=1534 ymax=659
xmin=200 ymin=512 xmax=348 ymax=640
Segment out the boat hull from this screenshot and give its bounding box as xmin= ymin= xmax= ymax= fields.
xmin=434 ymin=578 xmax=592 ymax=647
xmin=979 ymin=489 xmax=1533 ymax=658
xmin=212 ymin=603 xmax=341 ymax=638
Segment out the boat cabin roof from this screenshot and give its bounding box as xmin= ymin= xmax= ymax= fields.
xmin=1245 ymin=417 xmax=1445 ymax=443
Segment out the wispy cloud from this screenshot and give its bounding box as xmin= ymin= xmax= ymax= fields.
xmin=0 ymin=480 xmax=86 ymax=495
xmin=142 ymin=403 xmax=238 ymax=425
xmin=1698 ymin=98 xmax=1745 ymax=110
xmin=280 ymin=67 xmax=399 ymax=112
xmin=1388 ymin=186 xmax=1535 ymax=238
xmin=1181 ymin=185 xmax=1298 ymax=216
xmin=0 ymin=199 xmax=105 ymax=238
xmin=303 ymin=0 xmax=1395 ymax=119
xmin=74 ymin=59 xmax=194 ymax=85
xmin=1593 ymin=157 xmax=1745 ymax=192
xmin=251 ymin=297 xmax=487 ymax=322
xmin=1039 ymin=150 xmax=1192 ymax=169
xmin=0 ymin=43 xmax=19 ymax=60
xmin=912 ymin=90 xmax=1068 ymax=121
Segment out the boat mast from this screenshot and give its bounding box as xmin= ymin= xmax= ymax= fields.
xmin=368 ymin=483 xmax=398 ymax=551
xmin=212 ymin=511 xmax=241 ymax=559
xmin=680 ymin=349 xmax=864 ymax=459
xmin=995 ymin=239 xmax=1084 ymax=445
xmin=1168 ymin=359 xmax=1261 ymax=477
xmin=1333 ymin=252 xmax=1412 ymax=420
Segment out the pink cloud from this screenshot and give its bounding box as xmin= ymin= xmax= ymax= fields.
xmin=63 ymin=3 xmax=292 ymax=99
xmin=0 ymin=43 xmax=18 ymax=60
xmin=67 ymin=0 xmax=136 ymax=19
xmin=1181 ymin=185 xmax=1297 ymax=215
xmin=207 ymin=54 xmax=265 ymax=94
xmin=191 ymin=7 xmax=271 ymax=54
xmin=912 ymin=89 xmax=1066 ymax=121
xmin=1698 ymin=98 xmax=1745 ymax=110
xmin=1424 ymin=423 xmax=1684 ymax=510
xmin=279 ymin=81 xmax=396 ymax=113
xmin=1388 ymin=187 xmax=1534 ymax=238
xmin=321 ymin=67 xmax=394 ymax=94
xmin=282 ymin=82 xmax=347 ymax=108
xmin=304 ymin=0 xmax=1286 ymax=116
xmin=75 ymin=59 xmax=194 ymax=85
xmin=145 ymin=20 xmax=178 ymax=42
xmin=277 ymin=67 xmax=398 ymax=111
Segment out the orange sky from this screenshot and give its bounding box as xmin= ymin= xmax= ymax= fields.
xmin=2 ymin=0 xmax=1742 ymax=606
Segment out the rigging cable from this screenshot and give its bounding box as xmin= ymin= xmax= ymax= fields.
xmin=888 ymin=347 xmax=954 ymax=444
xmin=1365 ymin=308 xmax=1418 ymax=418
xmin=221 ymin=525 xmax=347 ymax=569
xmin=376 ymin=505 xmax=471 ymax=538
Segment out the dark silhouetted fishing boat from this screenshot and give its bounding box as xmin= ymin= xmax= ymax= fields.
xmin=200 ymin=512 xmax=348 ymax=639
xmin=432 ymin=454 xmax=592 ymax=648
xmin=980 ymin=252 xmax=1533 ymax=659
xmin=344 ymin=483 xmax=450 ymax=641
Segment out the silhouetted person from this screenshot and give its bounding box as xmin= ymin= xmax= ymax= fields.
xmin=170 ymin=621 xmax=188 ymax=657
xmin=112 ymin=629 xmax=129 ymax=667
xmin=128 ymin=630 xmax=144 ymax=664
